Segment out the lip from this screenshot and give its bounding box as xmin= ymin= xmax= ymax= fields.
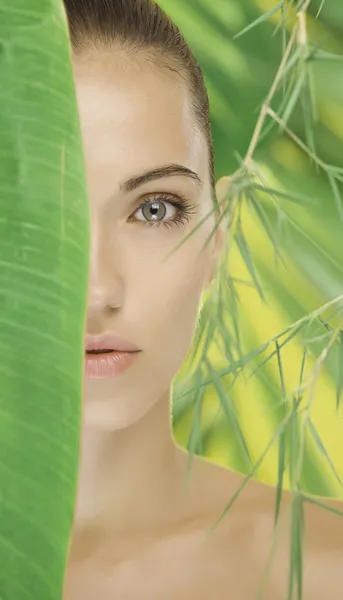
xmin=85 ymin=333 xmax=140 ymax=353
xmin=84 ymin=334 xmax=141 ymax=379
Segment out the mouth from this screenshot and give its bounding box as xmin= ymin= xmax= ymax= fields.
xmin=84 ymin=348 xmax=141 ymax=379
xmin=84 ymin=334 xmax=141 ymax=379
xmin=86 ymin=349 xmax=116 ymax=355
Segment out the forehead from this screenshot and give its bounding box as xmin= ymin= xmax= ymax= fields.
xmin=72 ymin=52 xmax=208 ymax=188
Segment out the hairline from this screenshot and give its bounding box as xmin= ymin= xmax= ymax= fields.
xmin=72 ymin=38 xmax=218 ymax=209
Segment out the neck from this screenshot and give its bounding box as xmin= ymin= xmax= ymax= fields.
xmin=73 ymin=388 xmax=181 ymax=536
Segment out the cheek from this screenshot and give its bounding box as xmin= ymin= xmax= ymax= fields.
xmin=137 ymin=236 xmax=211 ymax=367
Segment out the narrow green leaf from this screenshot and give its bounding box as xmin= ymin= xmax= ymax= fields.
xmin=235 ymin=226 xmax=266 ymax=302
xmin=259 ymin=51 xmax=302 ymax=145
xmin=300 ymin=61 xmax=317 ymax=162
xmin=280 ymin=68 xmax=306 ymax=130
xmin=200 ymin=308 xmax=217 ymax=361
xmin=257 ymin=506 xmax=290 ymax=600
xmin=188 ymin=298 xmax=212 ymax=369
xmin=275 ymin=432 xmax=287 ymax=527
xmin=250 ymin=322 xmax=307 ymax=379
xmin=176 ymin=340 xmax=271 ymax=404
xmin=206 ymin=408 xmax=296 ymax=537
xmin=336 ymin=331 xmax=343 ymax=411
xmin=162 ymin=202 xmax=218 ymax=261
xmin=327 ymin=172 xmax=343 ymax=224
xmin=281 ymin=46 xmax=304 ymax=81
xmin=247 ymin=192 xmax=285 ymax=268
xmin=307 ymin=420 xmax=343 ymax=487
xmin=281 ymin=209 xmax=343 ymax=276
xmin=310 ymin=48 xmax=343 ymax=61
xmin=287 ymin=496 xmax=304 ymax=600
xmin=224 ymin=276 xmax=243 ymax=365
xmin=205 ymin=358 xmax=252 ymax=469
xmin=217 ymin=311 xmax=235 ymax=365
xmin=185 ymin=372 xmax=205 ymax=484
xmin=315 ymin=0 xmax=326 ymax=18
xmin=288 ymin=397 xmax=301 ymax=492
xmin=276 ymin=340 xmax=287 ymax=400
xmin=232 ymin=1 xmax=284 ymax=40
xmin=274 ymin=340 xmax=288 ymax=526
xmin=299 ymin=347 xmax=307 ymax=388
xmin=252 ymin=184 xmax=319 ymax=206
xmin=301 ymin=494 xmax=343 ymax=519
xmin=302 ymin=332 xmax=331 ymax=345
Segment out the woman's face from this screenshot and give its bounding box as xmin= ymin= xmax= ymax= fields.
xmin=73 ymin=51 xmax=224 ymax=430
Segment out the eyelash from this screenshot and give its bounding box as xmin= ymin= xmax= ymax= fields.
xmin=130 ymin=193 xmax=198 ymax=229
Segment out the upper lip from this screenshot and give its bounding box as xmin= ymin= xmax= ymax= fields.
xmin=85 ymin=334 xmax=141 ymax=353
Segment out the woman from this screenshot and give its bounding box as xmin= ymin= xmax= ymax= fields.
xmin=63 ymin=1 xmax=343 ymax=598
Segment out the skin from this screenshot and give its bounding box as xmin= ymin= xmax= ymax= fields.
xmin=63 ymin=48 xmax=343 ymax=600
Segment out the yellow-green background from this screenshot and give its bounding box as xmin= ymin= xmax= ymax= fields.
xmin=159 ymin=0 xmax=343 ymax=498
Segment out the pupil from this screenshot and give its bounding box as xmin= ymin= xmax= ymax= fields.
xmin=143 ymin=201 xmax=166 ymax=221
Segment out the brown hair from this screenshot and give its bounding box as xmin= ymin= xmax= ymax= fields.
xmin=63 ymin=0 xmax=216 ymax=200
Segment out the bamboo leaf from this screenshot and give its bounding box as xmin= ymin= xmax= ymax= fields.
xmin=185 ymin=371 xmax=205 ymax=485
xmin=250 ymin=322 xmax=307 ymax=379
xmin=300 ymin=60 xmax=317 ymax=161
xmin=232 ymin=1 xmax=284 ymax=40
xmin=252 ymin=184 xmax=319 ymax=206
xmin=336 ymin=331 xmax=343 ymax=411
xmin=288 ymin=398 xmax=301 ymax=492
xmin=247 ymin=192 xmax=285 ymax=267
xmin=307 ymin=420 xmax=343 ymax=487
xmin=281 ymin=46 xmax=304 ymax=81
xmin=257 ymin=507 xmax=290 ymax=600
xmin=275 ymin=432 xmax=287 ymax=527
xmin=299 ymin=347 xmax=307 ymax=388
xmin=327 ymin=172 xmax=343 ymax=225
xmin=205 ymin=359 xmax=252 ymax=469
xmin=288 ymin=496 xmax=304 ymax=600
xmin=310 ymin=48 xmax=343 ymax=61
xmin=274 ymin=341 xmax=287 ymax=526
xmin=235 ymin=225 xmax=266 ymax=302
xmin=223 ymin=276 xmax=243 ymax=365
xmin=301 ymin=494 xmax=343 ymax=519
xmin=302 ymin=332 xmax=331 ymax=345
xmin=280 ymin=68 xmax=306 ymax=130
xmin=206 ymin=408 xmax=296 ymax=536
xmin=315 ymin=0 xmax=326 ymax=18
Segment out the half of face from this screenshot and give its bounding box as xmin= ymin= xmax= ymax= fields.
xmin=73 ymin=50 xmax=224 ymax=430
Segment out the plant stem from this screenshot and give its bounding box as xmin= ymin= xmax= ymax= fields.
xmin=244 ymin=20 xmax=299 ymax=165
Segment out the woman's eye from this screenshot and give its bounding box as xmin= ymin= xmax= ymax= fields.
xmin=128 ymin=194 xmax=197 ymax=229
xmin=133 ymin=199 xmax=177 ymax=224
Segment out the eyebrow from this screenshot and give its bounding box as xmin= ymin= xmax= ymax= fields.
xmin=120 ymin=164 xmax=203 ymax=193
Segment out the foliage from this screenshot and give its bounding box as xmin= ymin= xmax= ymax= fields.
xmin=1 ymin=0 xmax=343 ymax=599
xmin=163 ymin=0 xmax=343 ymax=500
xmin=0 ymin=1 xmax=89 ymax=598
xmin=162 ymin=0 xmax=343 ymax=597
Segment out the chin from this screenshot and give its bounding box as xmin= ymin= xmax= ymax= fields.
xmin=82 ymin=394 xmax=158 ymax=431
xmin=81 ymin=350 xmax=185 ymax=431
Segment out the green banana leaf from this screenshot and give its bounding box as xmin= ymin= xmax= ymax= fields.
xmin=0 ymin=1 xmax=89 ymax=598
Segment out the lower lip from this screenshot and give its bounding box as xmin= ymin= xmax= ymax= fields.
xmin=84 ymin=350 xmax=141 ymax=379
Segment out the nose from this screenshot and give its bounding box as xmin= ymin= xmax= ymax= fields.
xmin=86 ymin=225 xmax=125 ymax=322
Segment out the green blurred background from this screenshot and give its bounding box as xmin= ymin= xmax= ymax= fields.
xmin=159 ymin=0 xmax=343 ymax=498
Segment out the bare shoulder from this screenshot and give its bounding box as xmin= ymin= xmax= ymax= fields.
xmin=179 ymin=450 xmax=343 ymax=599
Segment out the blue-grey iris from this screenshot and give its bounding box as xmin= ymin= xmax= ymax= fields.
xmin=143 ymin=201 xmax=167 ymax=221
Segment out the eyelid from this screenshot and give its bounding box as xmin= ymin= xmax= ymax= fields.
xmin=129 ymin=191 xmax=191 ymax=215
xmin=137 ymin=190 xmax=189 ymax=204
xmin=128 ymin=192 xmax=198 ymax=227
